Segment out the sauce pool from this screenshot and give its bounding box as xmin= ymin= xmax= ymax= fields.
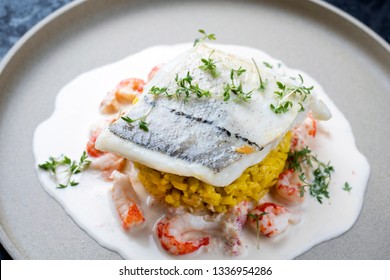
xmin=33 ymin=43 xmax=370 ymax=259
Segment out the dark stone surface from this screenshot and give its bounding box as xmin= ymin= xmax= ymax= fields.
xmin=326 ymin=0 xmax=390 ymax=42
xmin=0 ymin=0 xmax=72 ymax=58
xmin=0 ymin=0 xmax=388 ymax=260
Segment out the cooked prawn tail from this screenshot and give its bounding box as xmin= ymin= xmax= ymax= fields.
xmin=275 ymin=169 xmax=305 ymax=204
xmin=111 ymin=170 xmax=145 ymax=231
xmin=248 ymin=202 xmax=292 ymax=237
xmin=156 ymin=213 xmax=213 ymax=256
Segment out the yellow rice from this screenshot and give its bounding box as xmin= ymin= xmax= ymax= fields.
xmin=136 ymin=132 xmax=291 ymax=213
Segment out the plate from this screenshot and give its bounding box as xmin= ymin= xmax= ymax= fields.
xmin=0 ymin=0 xmax=389 ymax=259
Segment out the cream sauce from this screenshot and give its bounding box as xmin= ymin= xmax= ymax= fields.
xmin=33 ymin=43 xmax=370 ymax=259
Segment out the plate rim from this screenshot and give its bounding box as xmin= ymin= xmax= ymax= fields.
xmin=0 ymin=0 xmax=388 ymax=260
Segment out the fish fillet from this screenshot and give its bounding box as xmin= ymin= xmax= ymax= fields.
xmin=96 ymin=44 xmax=330 ymax=186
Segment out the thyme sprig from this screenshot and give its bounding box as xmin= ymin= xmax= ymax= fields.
xmin=223 ymin=67 xmax=254 ymax=102
xmin=38 ymin=151 xmax=91 ymax=188
xmin=270 ymin=74 xmax=314 ymax=114
xmin=288 ymin=146 xmax=334 ymax=204
xmin=199 ymin=50 xmax=220 ymax=78
xmin=193 ymin=29 xmax=216 ymax=47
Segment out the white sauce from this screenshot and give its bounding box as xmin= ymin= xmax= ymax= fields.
xmin=33 ymin=43 xmax=370 ymax=259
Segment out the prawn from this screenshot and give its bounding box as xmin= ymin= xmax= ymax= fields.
xmin=111 ymin=171 xmax=145 ymax=231
xmin=86 ymin=119 xmax=115 ymax=157
xmin=86 ymin=129 xmax=105 ymax=158
xmin=100 ymin=78 xmax=145 ymax=114
xmin=221 ymin=201 xmax=249 ymax=256
xmin=156 ymin=213 xmax=217 ymax=255
xmin=291 ymin=112 xmax=317 ymax=151
xmin=247 ymin=202 xmax=291 ymax=237
xmin=147 ymin=64 xmax=162 ymax=81
xmin=114 ymin=78 xmax=145 ymax=104
xmin=100 ymin=92 xmax=120 ymax=114
xmin=90 ymin=153 xmax=125 ymax=180
xmin=275 ymin=169 xmax=305 ymax=204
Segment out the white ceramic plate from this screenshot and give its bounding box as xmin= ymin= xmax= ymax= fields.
xmin=0 ymin=0 xmax=389 ymax=259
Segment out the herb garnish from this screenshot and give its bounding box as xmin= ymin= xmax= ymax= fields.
xmin=223 ymin=67 xmax=253 ymax=102
xmin=38 ymin=151 xmax=91 ymax=188
xmin=342 ymin=182 xmax=352 ymax=192
xmin=149 ymin=86 xmax=171 ymax=97
xmin=247 ymin=212 xmax=268 ymax=249
xmin=175 ymin=72 xmax=211 ymax=101
xmin=149 ymin=72 xmax=211 ymax=102
xmin=298 ymin=159 xmax=334 ymax=204
xmin=270 ymin=74 xmax=313 ymax=114
xmin=263 ymin=61 xmax=273 ymax=69
xmin=287 ymin=146 xmax=334 ymax=204
xmin=199 ymin=50 xmax=220 ymax=78
xmin=122 ymin=116 xmax=149 ymax=132
xmin=121 ymin=104 xmax=154 ymax=132
xmin=121 ymin=110 xmax=151 ymax=132
xmin=193 ymin=29 xmax=216 ymax=47
xmin=287 ymin=146 xmax=312 ymax=172
xmin=252 ymin=58 xmax=267 ymax=92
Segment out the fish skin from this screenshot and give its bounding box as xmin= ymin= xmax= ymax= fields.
xmin=96 ymin=44 xmax=324 ymax=186
xmin=109 ymin=95 xmax=262 ymax=173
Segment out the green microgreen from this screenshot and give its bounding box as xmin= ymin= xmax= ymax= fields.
xmin=342 ymin=182 xmax=352 ymax=192
xmin=270 ymin=74 xmax=314 ymax=114
xmin=149 ymin=72 xmax=211 ymax=102
xmin=252 ymin=58 xmax=267 ymax=92
xmin=149 ymin=86 xmax=171 ymax=97
xmin=287 ymin=146 xmax=313 ymax=172
xmin=174 ymin=72 xmax=211 ymax=101
xmin=231 ymin=66 xmax=246 ymax=78
xmin=223 ymin=67 xmax=253 ymax=102
xmin=121 ymin=114 xmax=150 ymax=132
xmin=138 ymin=120 xmax=149 ymax=132
xmin=199 ymin=50 xmax=220 ymax=78
xmin=263 ymin=61 xmax=273 ymax=69
xmin=270 ymin=100 xmax=293 ymax=114
xmin=121 ymin=105 xmax=154 ymax=132
xmin=38 ymin=151 xmax=91 ymax=189
xmin=193 ymin=29 xmax=216 ymax=47
xmin=299 ymin=158 xmax=334 ymax=204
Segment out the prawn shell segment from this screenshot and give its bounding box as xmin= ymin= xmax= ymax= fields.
xmin=121 ymin=203 xmax=145 ymax=231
